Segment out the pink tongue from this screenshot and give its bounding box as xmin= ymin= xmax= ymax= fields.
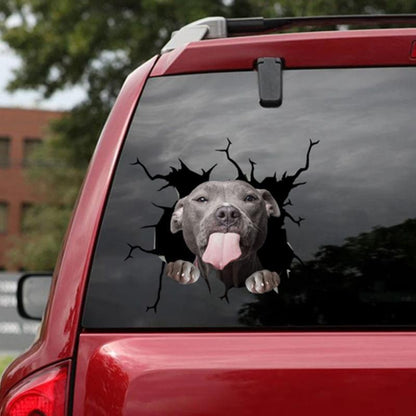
xmin=202 ymin=232 xmax=242 ymax=270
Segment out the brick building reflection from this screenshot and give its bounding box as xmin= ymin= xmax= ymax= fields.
xmin=0 ymin=108 xmax=63 ymax=270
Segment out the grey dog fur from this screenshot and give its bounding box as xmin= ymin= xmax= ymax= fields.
xmin=167 ymin=180 xmax=281 ymax=294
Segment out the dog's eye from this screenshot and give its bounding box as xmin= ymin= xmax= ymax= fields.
xmin=244 ymin=195 xmax=258 ymax=202
xmin=195 ymin=196 xmax=208 ymax=203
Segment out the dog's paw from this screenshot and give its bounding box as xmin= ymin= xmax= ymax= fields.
xmin=245 ymin=270 xmax=280 ymax=294
xmin=166 ymin=260 xmax=200 ymax=285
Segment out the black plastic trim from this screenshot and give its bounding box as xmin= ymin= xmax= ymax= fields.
xmin=227 ymin=14 xmax=416 ymax=34
xmin=257 ymin=57 xmax=283 ymax=108
xmin=17 ymin=272 xmax=52 ymax=321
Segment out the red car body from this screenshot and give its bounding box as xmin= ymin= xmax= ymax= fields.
xmin=1 ymin=21 xmax=416 ymax=415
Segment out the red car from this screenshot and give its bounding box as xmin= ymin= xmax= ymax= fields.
xmin=2 ymin=15 xmax=416 ymax=415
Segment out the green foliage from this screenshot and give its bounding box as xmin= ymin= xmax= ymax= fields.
xmin=239 ymin=218 xmax=416 ymax=326
xmin=0 ymin=355 xmax=15 ymax=378
xmin=1 ymin=0 xmax=271 ymax=169
xmin=1 ymin=0 xmax=415 ymax=270
xmin=7 ymin=134 xmax=85 ymax=270
xmin=311 ymin=218 xmax=416 ymax=276
xmin=1 ymin=0 xmax=269 ymax=270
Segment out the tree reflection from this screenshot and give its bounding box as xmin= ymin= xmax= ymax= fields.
xmin=239 ymin=218 xmax=416 ymax=327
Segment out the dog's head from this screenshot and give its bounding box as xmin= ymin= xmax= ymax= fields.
xmin=170 ymin=180 xmax=280 ymax=269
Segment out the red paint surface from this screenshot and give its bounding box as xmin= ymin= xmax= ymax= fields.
xmin=0 ymin=57 xmax=158 ymax=401
xmin=152 ymin=29 xmax=416 ymax=76
xmin=2 ymin=26 xmax=416 ymax=415
xmin=411 ymin=40 xmax=416 ymax=58
xmin=73 ymin=332 xmax=416 ymax=415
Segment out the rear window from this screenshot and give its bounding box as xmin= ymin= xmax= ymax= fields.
xmin=82 ymin=67 xmax=416 ymax=329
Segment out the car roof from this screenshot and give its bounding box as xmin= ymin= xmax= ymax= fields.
xmin=152 ymin=27 xmax=416 ymax=76
xmin=161 ymin=15 xmax=416 ymax=53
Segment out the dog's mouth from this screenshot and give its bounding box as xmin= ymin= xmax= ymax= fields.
xmin=201 ymin=232 xmax=242 ymax=270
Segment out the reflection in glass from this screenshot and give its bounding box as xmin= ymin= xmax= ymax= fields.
xmin=83 ymin=68 xmax=416 ymax=329
xmin=21 ymin=275 xmax=52 ymax=319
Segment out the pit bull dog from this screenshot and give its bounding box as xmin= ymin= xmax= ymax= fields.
xmin=167 ymin=180 xmax=281 ymax=294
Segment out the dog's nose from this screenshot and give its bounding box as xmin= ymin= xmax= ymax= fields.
xmin=215 ymin=206 xmax=241 ymax=226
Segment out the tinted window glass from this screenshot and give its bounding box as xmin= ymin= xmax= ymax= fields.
xmin=83 ymin=68 xmax=416 ymax=329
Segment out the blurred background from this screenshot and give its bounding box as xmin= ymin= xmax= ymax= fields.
xmin=1 ymin=0 xmax=416 ymax=371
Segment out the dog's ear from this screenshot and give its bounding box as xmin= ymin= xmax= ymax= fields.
xmin=258 ymin=189 xmax=280 ymax=218
xmin=170 ymin=198 xmax=186 ymax=233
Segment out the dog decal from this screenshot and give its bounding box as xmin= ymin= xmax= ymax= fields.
xmin=126 ymin=138 xmax=319 ymax=309
xmin=168 ymin=180 xmax=281 ymax=295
